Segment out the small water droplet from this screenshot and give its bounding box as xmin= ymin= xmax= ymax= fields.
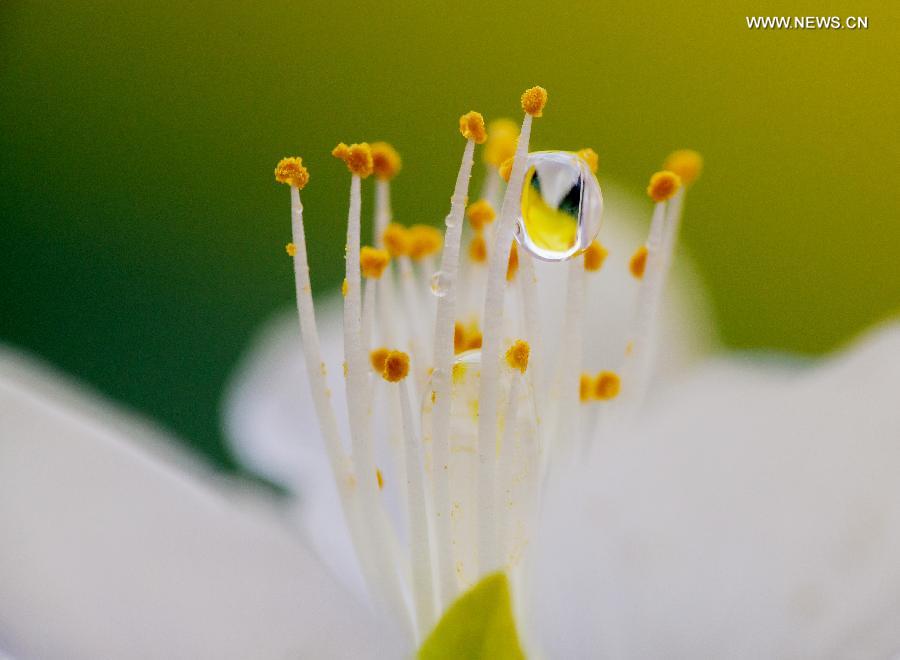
xmin=513 ymin=151 xmax=603 ymax=262
xmin=430 ymin=270 xmax=449 ymax=297
xmin=444 ymin=212 xmax=459 ymax=228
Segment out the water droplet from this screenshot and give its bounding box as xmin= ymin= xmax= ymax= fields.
xmin=444 ymin=212 xmax=459 ymax=228
xmin=513 ymin=151 xmax=603 ymax=262
xmin=430 ymin=270 xmax=449 ymax=297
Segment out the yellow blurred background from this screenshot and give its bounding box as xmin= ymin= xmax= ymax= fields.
xmin=2 ymin=1 xmax=897 ymax=468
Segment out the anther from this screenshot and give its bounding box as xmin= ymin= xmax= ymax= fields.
xmin=459 ymin=111 xmax=488 ymax=144
xmin=408 ymin=225 xmax=443 ymax=260
xmin=466 ymin=199 xmax=496 ymax=230
xmin=382 ymin=350 xmax=410 ymax=382
xmin=521 ymin=86 xmax=548 ymax=117
xmin=285 ymin=242 xmax=297 ymax=257
xmin=499 ymin=157 xmax=514 ymax=183
xmin=647 ymin=170 xmax=681 ymax=202
xmin=576 ymin=148 xmax=599 ymax=174
xmin=382 ymin=223 xmax=411 ymax=257
xmin=505 ymin=339 xmax=530 ymax=373
xmin=663 ymin=149 xmax=703 ymax=186
xmin=370 ymin=347 xmax=390 ymax=373
xmin=506 ymin=242 xmax=519 ymax=281
xmin=360 ymin=246 xmax=391 ymax=279
xmin=468 ymin=233 xmax=488 ymax=263
xmin=583 ymin=240 xmax=608 ymax=272
xmin=334 ymin=142 xmax=374 ymax=178
xmin=484 ymin=118 xmax=518 ymax=168
xmin=629 ymin=245 xmax=648 ymax=279
xmin=371 ymin=142 xmax=402 ymax=180
xmin=594 ymin=371 xmax=621 ymax=400
xmin=274 ymin=157 xmax=309 ymax=189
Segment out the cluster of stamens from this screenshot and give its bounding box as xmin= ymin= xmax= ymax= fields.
xmin=273 ymin=86 xmax=701 ymax=642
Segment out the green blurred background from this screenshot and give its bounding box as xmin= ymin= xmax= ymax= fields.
xmin=2 ymin=1 xmax=897 ymax=470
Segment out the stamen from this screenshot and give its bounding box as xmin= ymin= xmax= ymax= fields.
xmin=428 ymin=112 xmax=482 ymax=606
xmin=361 ymin=246 xmax=391 ymax=279
xmin=274 ymin=157 xmax=310 ymax=189
xmin=477 ymin=86 xmax=543 ymax=574
xmin=370 ymin=347 xmax=390 ymax=373
xmin=499 ymin=156 xmax=514 ymax=183
xmin=381 ymin=350 xmax=436 ymax=639
xmin=663 ymin=149 xmax=703 ymax=186
xmin=629 ymin=245 xmax=648 ymax=279
xmin=279 ymin=157 xmax=405 ymax=624
xmin=383 ymin=223 xmax=411 ymax=258
xmin=285 ymin=242 xmax=297 ymax=257
xmin=459 ymin=111 xmax=488 ymax=144
xmin=335 ymin=143 xmax=410 ymax=627
xmin=371 ymin=142 xmax=401 ymax=246
xmin=466 ymin=199 xmax=496 ymax=231
xmin=617 ymin=170 xmax=684 ymax=422
xmin=583 ymin=240 xmax=608 ymax=272
xmin=409 ymin=225 xmax=443 ymax=261
xmin=579 ymin=373 xmax=593 ymax=403
xmin=647 ymin=170 xmax=681 ymax=202
xmin=593 ymin=370 xmax=621 ymax=400
xmin=506 ymin=242 xmax=519 ymax=281
xmin=576 ymin=147 xmax=599 ymax=174
xmin=468 ymin=233 xmax=488 ymax=263
xmin=520 ymin=85 xmax=549 ymax=117
xmin=505 ymin=339 xmax=530 ymax=373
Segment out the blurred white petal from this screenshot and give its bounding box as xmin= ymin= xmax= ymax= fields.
xmin=533 ymin=322 xmax=900 ymax=659
xmin=0 ymin=350 xmax=403 ymax=660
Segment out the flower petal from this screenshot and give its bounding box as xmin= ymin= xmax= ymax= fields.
xmin=0 ymin=349 xmax=403 ymax=659
xmin=533 ymin=322 xmax=900 ymax=658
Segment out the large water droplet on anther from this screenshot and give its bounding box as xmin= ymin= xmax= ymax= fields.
xmin=430 ymin=270 xmax=449 ymax=297
xmin=514 ymin=151 xmax=603 ymax=262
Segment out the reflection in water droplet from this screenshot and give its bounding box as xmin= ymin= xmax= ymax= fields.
xmin=514 ymin=151 xmax=603 ymax=262
xmin=430 ymin=270 xmax=449 ymax=297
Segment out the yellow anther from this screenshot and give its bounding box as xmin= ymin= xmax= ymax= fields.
xmin=484 ymin=118 xmax=518 ymax=167
xmin=408 ymin=224 xmax=443 ymax=260
xmin=334 ymin=142 xmax=374 ymax=178
xmin=382 ymin=350 xmax=410 ymax=382
xmin=499 ymin=156 xmax=514 ymax=183
xmin=468 ymin=233 xmax=487 ymax=263
xmin=459 ymin=111 xmax=488 ymax=144
xmin=594 ymin=371 xmax=621 ymax=400
xmin=647 ymin=170 xmax=682 ymax=202
xmin=360 ymin=246 xmax=391 ymax=279
xmin=371 ymin=142 xmax=402 ymax=180
xmin=382 ymin=223 xmax=411 ymax=257
xmin=341 ymin=278 xmax=348 ymax=297
xmin=454 ymin=320 xmax=483 ymax=354
xmin=579 ymin=373 xmax=593 ymax=403
xmin=285 ymin=242 xmax=297 ymax=257
xmin=505 ymin=339 xmax=530 ymax=374
xmin=663 ymin=149 xmax=703 ymax=186
xmin=583 ymin=240 xmax=608 ymax=272
xmin=506 ymin=241 xmax=519 ymax=281
xmin=576 ymin=148 xmax=599 ymax=174
xmin=370 ymin=347 xmax=390 ymax=374
xmin=466 ymin=199 xmax=496 ymax=230
xmin=331 ymin=142 xmax=350 ymax=161
xmin=453 ymin=322 xmax=466 ymax=354
xmin=521 ymin=86 xmax=548 ymax=117
xmin=629 ymin=245 xmax=648 ymax=279
xmin=274 ymin=157 xmax=310 ymax=189
xmin=376 ymin=468 xmax=384 ymax=490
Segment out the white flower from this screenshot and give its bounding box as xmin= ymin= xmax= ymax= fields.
xmin=2 ymin=88 xmax=898 ymax=659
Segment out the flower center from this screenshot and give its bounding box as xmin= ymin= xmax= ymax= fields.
xmin=273 ymin=88 xmax=701 ymax=643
